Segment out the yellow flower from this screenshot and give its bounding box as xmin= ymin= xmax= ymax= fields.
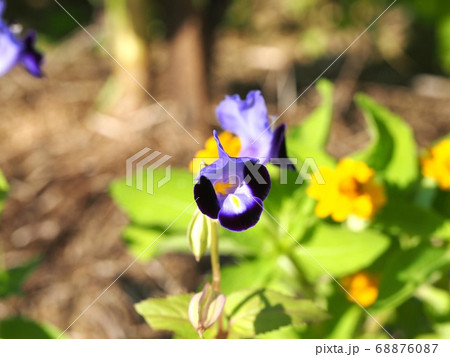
xmin=307 ymin=158 xmax=386 ymax=222
xmin=421 ymin=139 xmax=450 ymax=190
xmin=190 ymin=131 xmax=241 ymax=175
xmin=342 ymin=272 xmax=379 ymax=307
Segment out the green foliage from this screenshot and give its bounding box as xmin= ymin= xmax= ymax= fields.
xmin=375 ymin=198 xmax=450 ymax=240
xmin=110 ymin=168 xmax=195 ymax=229
xmin=354 ymin=94 xmax=419 ymax=189
xmin=135 ymin=288 xmax=326 ymax=339
xmin=0 ymin=258 xmax=40 ymax=299
xmin=135 ymin=294 xmax=211 ymax=339
xmin=225 ymin=289 xmax=327 ymax=338
xmin=0 ymin=317 xmax=64 ymax=339
xmin=110 ymin=168 xmax=196 ymax=261
xmin=0 ymin=169 xmax=8 ymax=215
xmin=113 ymin=83 xmax=450 ymax=339
xmin=287 ymin=79 xmax=336 ymax=167
xmin=220 ymin=258 xmax=278 ymax=295
xmin=371 ymin=244 xmax=450 ymax=314
xmin=292 ymin=223 xmax=390 ymax=280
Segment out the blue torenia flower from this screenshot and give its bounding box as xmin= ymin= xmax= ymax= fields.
xmin=216 ymin=90 xmax=294 ymax=169
xmin=0 ymin=0 xmax=43 ymax=77
xmin=194 ymin=131 xmax=271 ymax=231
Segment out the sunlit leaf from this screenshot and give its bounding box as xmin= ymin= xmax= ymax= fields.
xmin=287 ymin=79 xmax=336 ymax=167
xmin=135 ymin=293 xmax=215 ymax=339
xmin=292 ymin=223 xmax=390 ymax=280
xmin=110 ymin=168 xmax=196 ymax=230
xmin=371 ymin=244 xmax=450 ymax=314
xmin=225 ymin=289 xmax=327 ymax=338
xmin=0 ymin=169 xmax=8 ymax=215
xmin=354 ymin=95 xmax=419 ymax=188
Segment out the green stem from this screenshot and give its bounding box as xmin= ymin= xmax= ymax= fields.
xmin=210 ymin=220 xmax=221 ymax=292
xmin=210 ymin=220 xmax=227 ymax=338
xmin=414 ymin=177 xmax=438 ymax=209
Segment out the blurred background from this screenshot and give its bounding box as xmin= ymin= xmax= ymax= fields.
xmin=0 ymin=0 xmax=449 ymax=338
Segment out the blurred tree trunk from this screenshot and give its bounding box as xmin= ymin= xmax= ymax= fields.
xmin=162 ymin=0 xmax=231 ymax=129
xmin=102 ymin=0 xmax=151 ymax=115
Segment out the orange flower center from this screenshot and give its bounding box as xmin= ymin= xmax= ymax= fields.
xmin=338 ymin=177 xmax=363 ymax=197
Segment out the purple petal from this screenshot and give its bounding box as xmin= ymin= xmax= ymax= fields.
xmin=213 ymin=130 xmax=229 ymax=160
xmin=21 ymin=31 xmax=43 ymax=77
xmin=0 ymin=24 xmax=22 ymax=76
xmin=269 ymin=124 xmax=296 ymax=170
xmin=218 ymin=193 xmax=263 ymax=232
xmin=216 ymin=91 xmax=273 ymax=160
xmin=194 ymin=176 xmax=220 ymax=219
xmin=243 ymin=161 xmax=271 ymax=200
xmin=0 ymin=0 xmax=5 ymax=17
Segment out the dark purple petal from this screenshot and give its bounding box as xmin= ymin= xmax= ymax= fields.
xmin=243 ymin=161 xmax=271 ymax=200
xmin=21 ymin=31 xmax=43 ymax=77
xmin=194 ymin=176 xmax=220 ymax=219
xmin=269 ymin=124 xmax=296 ymax=170
xmin=218 ymin=194 xmax=263 ymax=232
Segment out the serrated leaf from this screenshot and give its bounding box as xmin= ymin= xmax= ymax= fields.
xmin=0 ymin=317 xmax=65 ymax=339
xmin=0 ymin=258 xmax=40 ymax=299
xmin=135 ymin=294 xmax=214 ymax=339
xmin=225 ymin=289 xmax=327 ymax=338
xmin=292 ymin=223 xmax=390 ymax=281
xmin=353 ymin=95 xmax=419 ymax=188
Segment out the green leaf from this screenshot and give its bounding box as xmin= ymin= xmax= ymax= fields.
xmin=289 ymin=79 xmax=334 ymax=149
xmin=417 ymin=285 xmax=450 ymax=319
xmin=0 ymin=169 xmax=8 ymax=215
xmin=225 ymin=289 xmax=327 ymax=338
xmin=122 ymin=224 xmax=188 ymax=262
xmin=371 ymin=244 xmax=450 ymax=314
xmin=0 ymin=258 xmax=40 ymax=299
xmin=255 ymin=325 xmax=305 ymax=339
xmin=328 ymin=305 xmax=363 ymax=339
xmin=110 ymin=168 xmax=195 ymax=230
xmin=292 ymin=223 xmax=390 ymax=281
xmin=375 ymin=198 xmax=450 ymax=240
xmin=0 ymin=317 xmax=65 ymax=339
xmin=438 ymin=15 xmax=450 ymax=74
xmin=354 ymin=95 xmax=419 ymax=188
xmin=122 ymin=222 xmax=266 ymax=262
xmin=220 ymin=259 xmax=278 ymax=295
xmin=135 ymin=294 xmax=213 ymax=339
xmin=287 ymin=79 xmax=336 ymax=167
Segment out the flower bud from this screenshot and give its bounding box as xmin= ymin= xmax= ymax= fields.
xmin=187 ymin=209 xmax=211 ymax=262
xmin=188 ymin=283 xmax=226 ymax=338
